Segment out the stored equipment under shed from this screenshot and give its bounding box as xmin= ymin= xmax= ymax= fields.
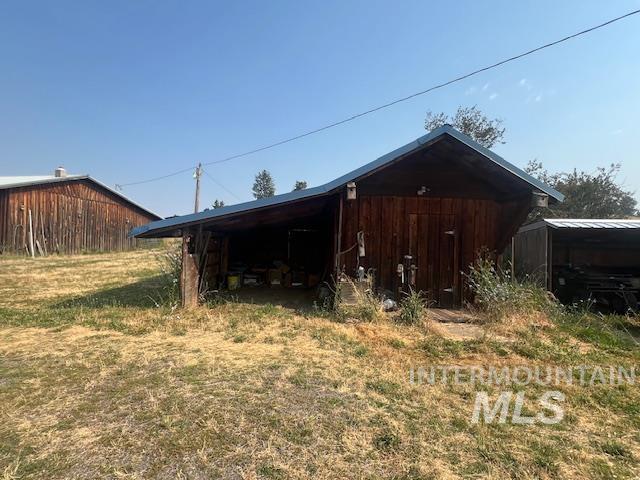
xmin=513 ymin=219 xmax=640 ymax=313
xmin=131 ymin=125 xmax=563 ymax=308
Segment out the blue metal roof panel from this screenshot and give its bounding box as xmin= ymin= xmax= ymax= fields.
xmin=131 ymin=125 xmax=564 ymax=237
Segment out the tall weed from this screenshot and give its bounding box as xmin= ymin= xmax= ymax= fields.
xmin=466 ymin=253 xmax=558 ymax=322
xmin=336 ymin=276 xmax=384 ymax=322
xmin=155 ymin=245 xmax=182 ymax=307
xmin=397 ymin=288 xmax=429 ymax=325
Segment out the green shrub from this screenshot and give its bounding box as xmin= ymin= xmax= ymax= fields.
xmin=397 ymin=288 xmax=428 ymax=325
xmin=466 ymin=253 xmax=558 ymax=321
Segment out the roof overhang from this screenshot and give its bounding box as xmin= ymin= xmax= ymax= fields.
xmin=0 ymin=175 xmax=162 ymax=220
xmin=519 ymin=218 xmax=640 ymax=233
xmin=131 ymin=125 xmax=564 ymax=238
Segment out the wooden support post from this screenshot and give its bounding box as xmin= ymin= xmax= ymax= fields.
xmin=180 ymin=231 xmax=199 ymax=308
xmin=511 ymin=236 xmax=516 ymax=282
xmin=334 ymin=193 xmax=343 ymax=275
xmin=28 ymin=209 xmax=35 ymax=258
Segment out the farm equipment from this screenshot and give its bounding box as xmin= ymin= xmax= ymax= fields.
xmin=554 ymin=265 xmax=640 ymax=314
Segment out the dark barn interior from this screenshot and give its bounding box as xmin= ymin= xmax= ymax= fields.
xmin=132 ymin=125 xmax=563 ymax=309
xmin=186 ymin=196 xmax=337 ymax=303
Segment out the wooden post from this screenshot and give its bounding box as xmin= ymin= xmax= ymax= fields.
xmin=180 ymin=231 xmax=199 ymax=308
xmin=28 ymin=209 xmax=35 ymax=258
xmin=511 ymin=236 xmax=516 ymax=282
xmin=334 ymin=193 xmax=343 ymax=275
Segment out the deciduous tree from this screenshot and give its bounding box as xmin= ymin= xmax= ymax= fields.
xmin=425 ymin=105 xmax=505 ymax=148
xmin=525 ymin=160 xmax=637 ymax=220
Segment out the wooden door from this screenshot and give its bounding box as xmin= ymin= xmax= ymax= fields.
xmin=407 ymin=213 xmax=460 ymax=307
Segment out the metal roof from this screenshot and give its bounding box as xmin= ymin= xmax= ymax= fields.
xmin=0 ymin=174 xmax=162 ymax=219
xmin=519 ymin=218 xmax=640 ymax=233
xmin=0 ymin=175 xmax=86 ymax=188
xmin=131 ymin=125 xmax=564 ymax=238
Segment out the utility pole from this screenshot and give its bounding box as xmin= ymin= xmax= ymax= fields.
xmin=193 ymin=162 xmax=202 ymax=213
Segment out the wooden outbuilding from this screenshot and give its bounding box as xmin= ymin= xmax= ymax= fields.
xmin=0 ymin=168 xmax=161 ymax=255
xmin=132 ymin=125 xmax=563 ymax=308
xmin=513 ymin=219 xmax=640 ymax=312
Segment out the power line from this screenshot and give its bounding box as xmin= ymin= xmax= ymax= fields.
xmin=202 ymin=168 xmax=243 ymax=201
xmin=118 ymin=165 xmax=194 ymax=187
xmin=118 ymin=8 xmax=640 ymax=188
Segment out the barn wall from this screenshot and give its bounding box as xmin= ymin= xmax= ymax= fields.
xmin=339 ymin=195 xmax=507 ymax=306
xmin=513 ymin=227 xmax=549 ymax=287
xmin=0 ymin=191 xmax=8 ymax=251
xmin=0 ymin=180 xmax=158 ymax=254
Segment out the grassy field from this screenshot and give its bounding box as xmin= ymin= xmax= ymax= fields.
xmin=1 ymin=248 xmax=639 ymax=479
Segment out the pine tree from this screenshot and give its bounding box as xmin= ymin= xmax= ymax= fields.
xmin=252 ymin=170 xmax=276 ymax=199
xmin=293 ymin=180 xmax=308 ymax=191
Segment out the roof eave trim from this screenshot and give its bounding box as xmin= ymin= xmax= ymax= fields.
xmin=441 ymin=128 xmax=565 ymax=202
xmin=132 ymin=124 xmax=563 ymax=238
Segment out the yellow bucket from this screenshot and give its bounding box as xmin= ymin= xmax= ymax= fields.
xmin=228 ymin=274 xmax=240 ymax=290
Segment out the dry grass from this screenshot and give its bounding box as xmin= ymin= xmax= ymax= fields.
xmin=1 ymin=249 xmax=640 ymax=479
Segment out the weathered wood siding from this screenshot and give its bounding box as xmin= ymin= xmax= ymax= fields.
xmin=513 ymin=226 xmax=550 ymax=287
xmin=0 ymin=180 xmax=158 ymax=254
xmin=340 ymin=195 xmax=507 ymax=306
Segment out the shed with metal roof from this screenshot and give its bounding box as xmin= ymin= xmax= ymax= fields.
xmin=513 ymin=218 xmax=640 ymax=313
xmin=133 ymin=125 xmax=563 ymax=308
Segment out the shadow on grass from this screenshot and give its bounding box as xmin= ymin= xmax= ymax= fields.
xmin=222 ymin=286 xmax=319 ymax=314
xmin=53 ymin=275 xmax=171 ymax=310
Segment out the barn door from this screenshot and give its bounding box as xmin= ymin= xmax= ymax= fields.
xmin=407 ymin=213 xmax=460 ymax=307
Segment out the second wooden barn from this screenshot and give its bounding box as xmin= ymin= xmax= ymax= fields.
xmin=132 ymin=125 xmax=563 ymax=308
xmin=0 ymin=168 xmax=161 ymax=255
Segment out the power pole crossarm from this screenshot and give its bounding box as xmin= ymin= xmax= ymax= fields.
xmin=194 ymin=163 xmax=202 ymax=213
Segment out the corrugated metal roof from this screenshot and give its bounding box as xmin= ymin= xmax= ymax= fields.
xmin=0 ymin=175 xmax=86 ymax=188
xmin=0 ymin=174 xmax=162 ymax=219
xmin=545 ymin=218 xmax=640 ymax=229
xmin=519 ymin=218 xmax=640 ymax=233
xmin=131 ymin=125 xmax=565 ymax=238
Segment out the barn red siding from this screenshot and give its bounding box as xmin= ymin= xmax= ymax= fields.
xmin=339 ymin=195 xmax=508 ymax=306
xmin=0 ymin=180 xmax=158 ymax=254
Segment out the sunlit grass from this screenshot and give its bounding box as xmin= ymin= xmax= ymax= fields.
xmin=1 ymin=249 xmax=639 ymax=478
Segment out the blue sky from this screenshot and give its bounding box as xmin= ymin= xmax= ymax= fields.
xmin=1 ymin=1 xmax=639 ymax=217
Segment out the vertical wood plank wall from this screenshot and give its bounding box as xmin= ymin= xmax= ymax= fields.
xmin=0 ymin=180 xmax=157 ymax=254
xmin=339 ymin=195 xmax=501 ymax=304
xmin=512 ymin=227 xmax=549 ymax=287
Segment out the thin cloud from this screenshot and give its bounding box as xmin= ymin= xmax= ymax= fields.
xmin=535 ymin=94 xmax=543 ymax=102
xmin=465 ymin=86 xmax=477 ymax=95
xmin=489 ymin=92 xmax=498 ymax=100
xmin=518 ymin=78 xmax=533 ymax=91
xmin=482 ymin=83 xmax=490 ymax=91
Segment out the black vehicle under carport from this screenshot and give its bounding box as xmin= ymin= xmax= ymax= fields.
xmin=512 ymin=219 xmax=640 ymax=313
